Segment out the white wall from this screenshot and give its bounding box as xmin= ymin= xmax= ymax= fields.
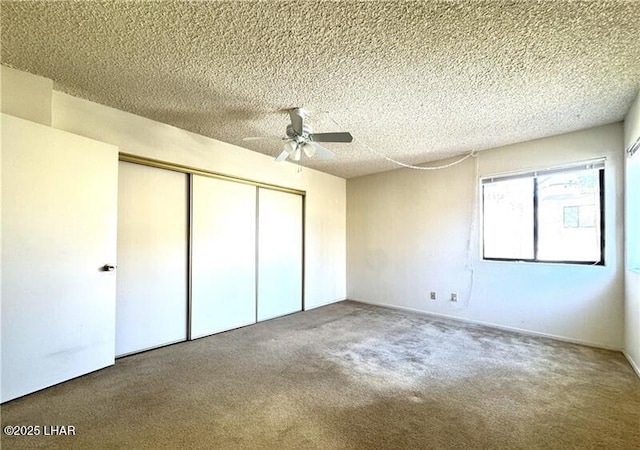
xmin=348 ymin=124 xmax=625 ymax=349
xmin=624 ymin=91 xmax=640 ymax=375
xmin=2 ymin=65 xmax=346 ymax=310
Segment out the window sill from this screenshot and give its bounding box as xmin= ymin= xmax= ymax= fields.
xmin=481 ymin=258 xmax=606 ymax=268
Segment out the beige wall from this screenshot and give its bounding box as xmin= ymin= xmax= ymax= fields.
xmin=624 ymin=91 xmax=640 ymax=375
xmin=2 ymin=65 xmax=346 ymax=309
xmin=348 ymin=124 xmax=625 ymax=349
xmin=625 ymin=92 xmax=640 ymax=151
xmin=1 ymin=65 xmax=52 ymax=126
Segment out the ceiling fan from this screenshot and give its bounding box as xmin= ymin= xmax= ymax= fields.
xmin=243 ymin=108 xmax=353 ymax=162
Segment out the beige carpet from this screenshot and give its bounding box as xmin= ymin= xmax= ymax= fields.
xmin=1 ymin=301 xmax=639 ymax=449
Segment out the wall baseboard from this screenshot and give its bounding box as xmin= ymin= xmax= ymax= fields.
xmin=349 ymin=298 xmax=623 ymax=352
xmin=623 ymin=351 xmax=640 ymax=379
xmin=305 ymin=297 xmax=347 ymax=311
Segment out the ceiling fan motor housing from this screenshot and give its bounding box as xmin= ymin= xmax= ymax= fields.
xmin=286 ymin=124 xmax=313 ymax=140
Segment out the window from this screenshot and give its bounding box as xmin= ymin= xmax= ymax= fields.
xmin=482 ymin=160 xmax=605 ymax=265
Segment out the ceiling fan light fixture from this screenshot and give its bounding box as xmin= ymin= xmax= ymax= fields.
xmin=292 ymin=145 xmax=302 ymax=161
xmin=282 ymin=140 xmax=296 ymax=154
xmin=302 ymin=142 xmax=316 ymax=158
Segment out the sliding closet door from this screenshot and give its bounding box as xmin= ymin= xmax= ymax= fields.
xmin=115 ymin=162 xmax=188 ymax=356
xmin=191 ymin=176 xmax=256 ymax=339
xmin=1 ymin=114 xmax=118 ymax=402
xmin=257 ymin=188 xmax=303 ymax=321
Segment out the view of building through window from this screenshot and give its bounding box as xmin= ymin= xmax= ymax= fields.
xmin=482 ymin=164 xmax=603 ymax=264
xmin=537 ymin=170 xmax=600 ymax=261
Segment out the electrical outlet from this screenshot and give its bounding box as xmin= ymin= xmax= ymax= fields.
xmin=451 ymin=293 xmax=457 ymax=302
xmin=430 ymin=291 xmax=436 ymax=300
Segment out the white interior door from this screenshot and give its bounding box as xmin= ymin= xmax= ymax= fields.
xmin=257 ymin=188 xmax=303 ymax=321
xmin=190 ymin=176 xmax=257 ymax=339
xmin=116 ymin=162 xmax=188 ymax=356
xmin=1 ymin=114 xmax=118 ymax=403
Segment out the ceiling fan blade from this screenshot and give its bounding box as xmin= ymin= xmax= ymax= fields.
xmin=275 ymin=149 xmax=290 ymax=162
xmin=242 ymin=136 xmax=285 ymax=141
xmin=310 ymin=142 xmax=336 ymax=159
xmin=289 ymin=108 xmax=305 ymax=135
xmin=309 ymin=132 xmax=353 ymax=143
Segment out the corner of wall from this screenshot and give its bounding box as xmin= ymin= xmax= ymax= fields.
xmin=624 ymin=351 xmax=640 ymax=378
xmin=624 ymin=89 xmax=640 ymax=149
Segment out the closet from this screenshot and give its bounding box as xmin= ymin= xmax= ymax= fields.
xmin=190 ymin=176 xmax=257 ymax=338
xmin=115 ymin=162 xmax=189 ymax=356
xmin=116 ymin=159 xmax=304 ymax=347
xmin=257 ymin=188 xmax=303 ymax=321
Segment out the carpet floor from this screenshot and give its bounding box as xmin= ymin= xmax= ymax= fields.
xmin=1 ymin=300 xmax=639 ymax=449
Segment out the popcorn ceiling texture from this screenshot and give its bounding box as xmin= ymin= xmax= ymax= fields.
xmin=1 ymin=1 xmax=639 ymax=178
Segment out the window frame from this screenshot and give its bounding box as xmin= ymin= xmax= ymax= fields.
xmin=481 ymin=161 xmax=605 ymax=266
xmin=627 ymin=139 xmax=640 ymax=272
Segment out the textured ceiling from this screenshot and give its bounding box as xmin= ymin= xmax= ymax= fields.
xmin=1 ymin=1 xmax=639 ymax=178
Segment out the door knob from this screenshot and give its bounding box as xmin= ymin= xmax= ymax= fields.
xmin=102 ymin=264 xmax=117 ymax=272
